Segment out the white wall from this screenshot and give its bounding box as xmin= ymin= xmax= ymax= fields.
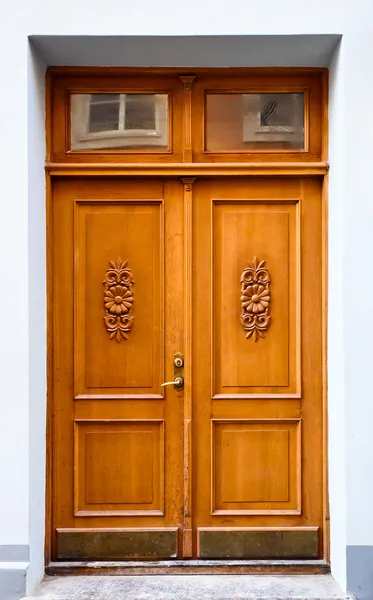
xmin=1 ymin=0 xmax=373 ymax=594
xmin=328 ymin=40 xmax=347 ymax=590
xmin=27 ymin=45 xmax=46 ymax=594
xmin=0 ymin=23 xmax=30 ymax=547
xmin=342 ymin=16 xmax=373 ymax=545
xmin=16 ymin=0 xmax=345 ymax=36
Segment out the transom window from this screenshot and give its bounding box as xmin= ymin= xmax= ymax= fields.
xmin=49 ymin=71 xmax=324 ymax=161
xmin=70 ymin=93 xmax=169 ymax=150
xmin=205 ymin=92 xmax=305 ymax=152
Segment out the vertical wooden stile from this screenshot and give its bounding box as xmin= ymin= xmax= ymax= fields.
xmin=179 ymin=76 xmax=196 ymax=162
xmin=181 ymin=177 xmax=196 ymax=556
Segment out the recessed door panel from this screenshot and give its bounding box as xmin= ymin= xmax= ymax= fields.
xmin=74 ymin=200 xmax=163 ymax=397
xmin=213 ymin=200 xmax=300 ymax=396
xmin=212 ymin=419 xmax=301 ymax=514
xmin=74 ymin=420 xmax=164 ymax=516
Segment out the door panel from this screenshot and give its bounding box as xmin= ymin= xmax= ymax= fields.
xmin=213 ymin=199 xmax=300 ymax=396
xmin=212 ymin=419 xmax=301 ymax=514
xmin=74 ymin=200 xmax=164 ymax=396
xmin=74 ymin=420 xmax=165 ymax=516
xmin=193 ymin=178 xmax=323 ymax=558
xmin=52 ymin=178 xmax=184 ymax=559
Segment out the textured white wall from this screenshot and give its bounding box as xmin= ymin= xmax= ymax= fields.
xmin=328 ymin=40 xmax=347 ymax=590
xmin=18 ymin=0 xmax=345 ymax=36
xmin=342 ymin=17 xmax=373 ymax=545
xmin=27 ymin=45 xmax=46 ymax=593
xmin=1 ymin=0 xmax=373 ymax=593
xmin=0 ymin=19 xmax=30 ymax=545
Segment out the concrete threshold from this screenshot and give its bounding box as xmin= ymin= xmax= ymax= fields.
xmin=22 ymin=574 xmax=354 ymax=600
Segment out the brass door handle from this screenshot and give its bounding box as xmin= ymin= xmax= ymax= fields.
xmin=161 ymin=376 xmax=184 ymax=388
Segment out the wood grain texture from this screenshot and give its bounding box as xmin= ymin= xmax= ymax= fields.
xmin=322 ymin=172 xmax=330 ymax=560
xmin=179 ymin=76 xmax=196 ymax=162
xmin=193 ymin=177 xmax=323 ymax=557
xmin=74 ymin=197 xmax=164 ymax=396
xmin=50 ymin=175 xmax=325 ymax=559
xmin=240 ymin=257 xmax=271 ymax=342
xmin=46 ymin=162 xmax=329 ymax=176
xmin=74 ymin=420 xmax=164 ymax=516
xmin=321 ymin=70 xmax=329 ymax=163
xmin=47 ymin=68 xmax=328 ymax=564
xmin=212 ymin=198 xmax=301 ymax=395
xmin=102 ymin=258 xmax=135 ymax=342
xmin=181 ymin=178 xmax=195 ymax=556
xmin=45 ymin=170 xmax=53 ymax=565
xmin=51 ymin=178 xmax=184 ymax=559
xmin=47 ymin=69 xmax=326 ymax=165
xmin=211 ymin=419 xmax=301 ymax=515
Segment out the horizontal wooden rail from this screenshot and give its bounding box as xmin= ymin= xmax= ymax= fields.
xmin=45 ymin=162 xmax=329 ymax=177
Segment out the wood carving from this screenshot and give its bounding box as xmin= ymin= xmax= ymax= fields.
xmin=103 ymin=258 xmax=134 ymax=342
xmin=240 ymin=257 xmax=271 ymax=341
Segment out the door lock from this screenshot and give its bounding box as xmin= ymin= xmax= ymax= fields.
xmin=161 ymin=352 xmax=184 ymax=391
xmin=174 ymin=356 xmax=184 ymax=368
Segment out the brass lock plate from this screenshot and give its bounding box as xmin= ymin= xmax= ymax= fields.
xmin=173 ymin=352 xmax=184 ymax=390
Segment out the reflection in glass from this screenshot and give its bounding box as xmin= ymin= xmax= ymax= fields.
xmin=205 ymin=93 xmax=304 ymax=152
xmin=88 ymin=94 xmax=120 ymax=133
xmin=70 ymin=93 xmax=169 ymax=150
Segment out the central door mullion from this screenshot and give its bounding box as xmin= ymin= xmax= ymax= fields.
xmin=181 ymin=177 xmax=196 ymax=556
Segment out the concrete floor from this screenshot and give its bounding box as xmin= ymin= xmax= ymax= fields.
xmin=22 ymin=574 xmax=353 ymax=599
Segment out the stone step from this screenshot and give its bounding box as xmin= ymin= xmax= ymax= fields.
xmin=22 ymin=574 xmax=354 ymax=600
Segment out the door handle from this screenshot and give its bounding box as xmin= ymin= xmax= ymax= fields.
xmin=162 ymin=353 xmax=184 ymax=391
xmin=161 ymin=376 xmax=184 ymax=388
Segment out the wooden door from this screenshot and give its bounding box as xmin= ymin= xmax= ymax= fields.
xmin=192 ymin=177 xmax=324 ymax=559
xmin=51 ymin=175 xmax=324 ymax=561
xmin=47 ymin=68 xmax=328 ymax=565
xmin=51 ymin=177 xmax=185 ymax=560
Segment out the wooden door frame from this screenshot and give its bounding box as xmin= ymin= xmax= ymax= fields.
xmin=44 ymin=67 xmax=329 ymax=574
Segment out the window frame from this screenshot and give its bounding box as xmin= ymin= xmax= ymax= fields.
xmin=191 ymin=73 xmax=324 ymax=163
xmin=47 ymin=69 xmax=326 ymax=164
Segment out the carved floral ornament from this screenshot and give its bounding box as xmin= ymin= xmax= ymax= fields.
xmin=240 ymin=257 xmax=271 ymax=342
xmin=103 ymin=258 xmax=134 ymax=342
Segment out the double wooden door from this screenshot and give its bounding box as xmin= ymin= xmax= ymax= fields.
xmin=51 ymin=175 xmax=324 ymax=561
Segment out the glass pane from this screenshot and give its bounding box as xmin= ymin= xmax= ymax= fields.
xmin=70 ymin=93 xmax=169 ymax=151
xmin=125 ymin=95 xmax=156 ymax=130
xmin=205 ymin=93 xmax=304 ymax=152
xmin=89 ymin=94 xmax=120 ymax=133
xmin=90 ymin=94 xmax=120 ymax=103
